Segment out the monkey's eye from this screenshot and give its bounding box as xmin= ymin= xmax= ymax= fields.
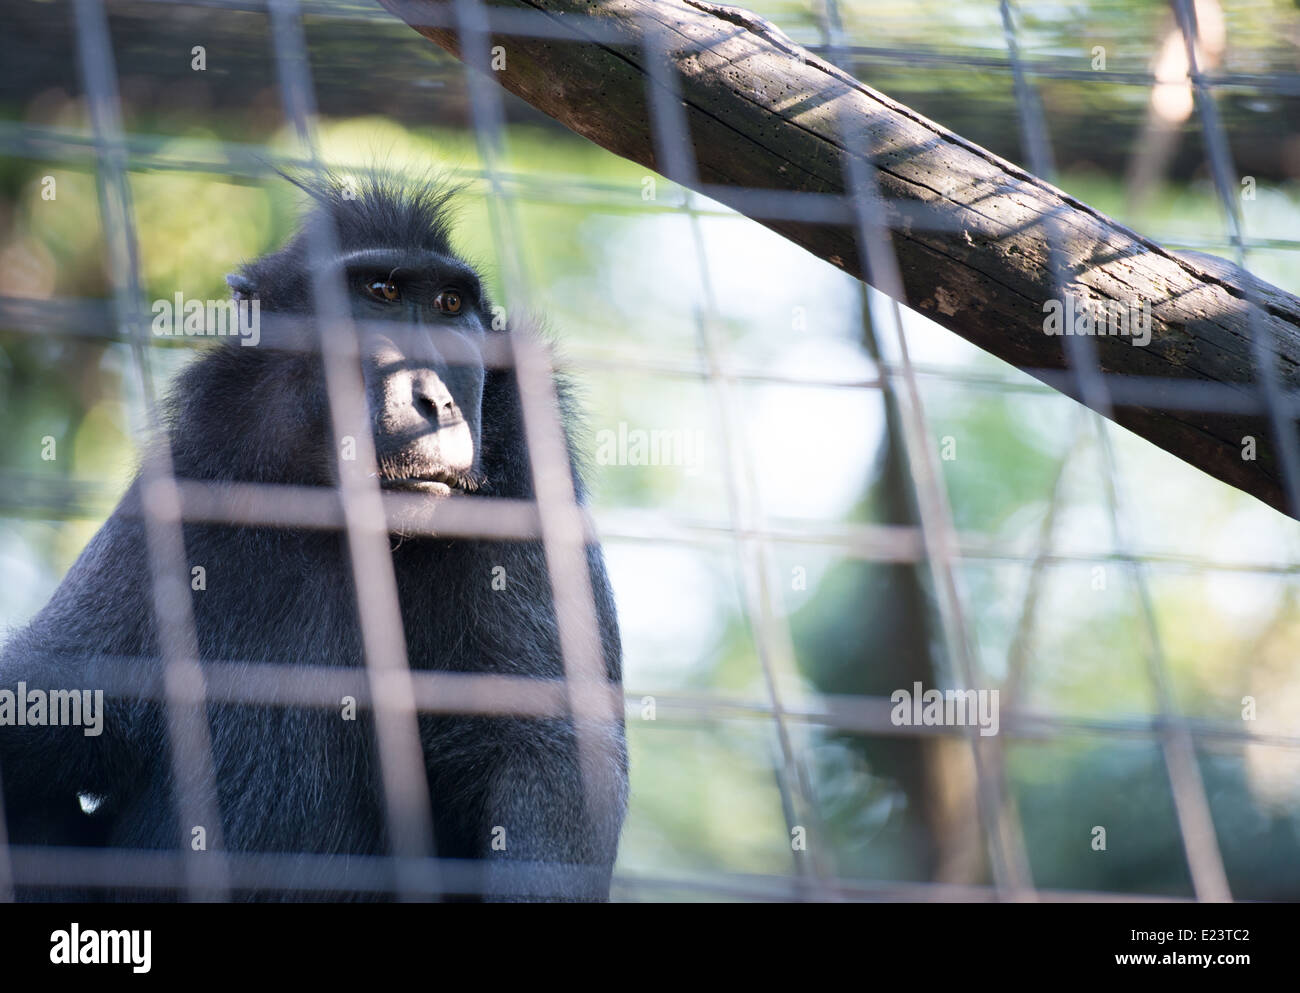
xmin=366 ymin=279 xmax=400 ymax=302
xmin=435 ymin=289 xmax=463 ymax=315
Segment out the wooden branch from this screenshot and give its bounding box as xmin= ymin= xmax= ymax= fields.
xmin=378 ymin=0 xmax=1300 ymax=519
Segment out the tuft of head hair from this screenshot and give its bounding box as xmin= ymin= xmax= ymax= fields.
xmin=280 ymin=167 xmax=462 ymax=257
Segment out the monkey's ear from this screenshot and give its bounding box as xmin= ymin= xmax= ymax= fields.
xmin=226 ymin=273 xmax=255 ymax=301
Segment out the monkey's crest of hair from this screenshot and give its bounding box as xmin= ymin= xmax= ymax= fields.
xmin=290 ymin=168 xmax=460 ymax=253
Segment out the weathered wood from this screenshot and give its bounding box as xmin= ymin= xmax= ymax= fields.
xmin=379 ymin=0 xmax=1300 ymax=519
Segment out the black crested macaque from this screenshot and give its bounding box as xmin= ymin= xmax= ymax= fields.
xmin=0 ymin=174 xmax=627 ymax=901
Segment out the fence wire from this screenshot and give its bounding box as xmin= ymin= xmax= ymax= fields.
xmin=0 ymin=0 xmax=1297 ymax=902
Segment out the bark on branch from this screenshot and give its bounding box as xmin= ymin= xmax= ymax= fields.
xmin=378 ymin=0 xmax=1300 ymax=519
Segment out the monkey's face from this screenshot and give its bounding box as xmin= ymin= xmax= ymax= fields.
xmin=225 ymin=184 xmax=497 ymax=496
xmin=349 ymin=252 xmax=489 ymax=497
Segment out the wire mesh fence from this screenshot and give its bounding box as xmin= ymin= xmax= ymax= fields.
xmin=0 ymin=0 xmax=1298 ymax=902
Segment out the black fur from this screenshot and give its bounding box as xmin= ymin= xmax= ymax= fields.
xmin=0 ymin=174 xmax=627 ymax=901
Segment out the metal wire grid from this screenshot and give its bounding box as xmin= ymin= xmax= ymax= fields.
xmin=0 ymin=0 xmax=1294 ymax=901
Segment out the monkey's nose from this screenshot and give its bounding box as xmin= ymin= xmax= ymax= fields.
xmin=414 ymin=379 xmax=458 ymax=425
